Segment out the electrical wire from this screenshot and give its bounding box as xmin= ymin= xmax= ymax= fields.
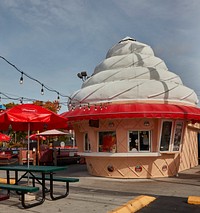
xmin=0 ymin=55 xmax=71 ymax=99
xmin=0 ymin=91 xmax=68 ymax=108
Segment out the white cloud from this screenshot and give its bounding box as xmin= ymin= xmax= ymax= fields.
xmin=1 ymin=0 xmax=200 ymax=112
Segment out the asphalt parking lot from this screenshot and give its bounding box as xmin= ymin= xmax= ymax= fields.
xmin=138 ymin=195 xmax=200 ymax=213
xmin=0 ymin=164 xmax=200 ymax=212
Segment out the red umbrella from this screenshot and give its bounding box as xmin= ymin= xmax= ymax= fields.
xmin=0 ymin=104 xmax=68 ymax=131
xmin=0 ymin=132 xmax=10 ymax=142
xmin=27 ymin=133 xmax=46 ymax=141
xmin=0 ymin=104 xmax=68 ymax=166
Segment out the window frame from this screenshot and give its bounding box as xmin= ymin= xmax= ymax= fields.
xmin=159 ymin=120 xmax=173 ymax=152
xmin=98 ymin=131 xmax=117 ymax=153
xmin=159 ymin=120 xmax=184 ymax=153
xmin=128 ymin=130 xmax=151 ymax=152
xmin=171 ymin=120 xmax=184 ymax=152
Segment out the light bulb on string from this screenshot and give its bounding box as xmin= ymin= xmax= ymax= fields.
xmin=20 ymin=97 xmax=23 ymax=104
xmin=1 ymin=56 xmax=73 ymax=102
xmin=57 ymin=92 xmax=60 ymax=101
xmin=41 ymin=84 xmax=44 ymax=95
xmin=19 ymin=72 xmax=23 ymax=84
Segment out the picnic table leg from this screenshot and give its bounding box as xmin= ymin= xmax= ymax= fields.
xmin=0 ymin=171 xmax=10 ymax=200
xmin=15 ymin=171 xmax=18 ymax=184
xmin=21 ymin=192 xmax=45 ymax=208
xmin=19 ymin=172 xmax=46 ymax=208
xmin=42 ymin=173 xmax=46 ymax=199
xmin=6 ymin=171 xmax=10 ymax=196
xmin=49 ymin=173 xmax=69 ymax=200
xmin=6 ymin=171 xmax=10 ymax=184
xmin=15 ymin=171 xmax=24 ymax=196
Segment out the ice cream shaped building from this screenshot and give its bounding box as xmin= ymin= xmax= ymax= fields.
xmin=62 ymin=37 xmax=200 ymax=178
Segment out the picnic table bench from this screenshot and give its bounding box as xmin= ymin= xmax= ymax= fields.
xmin=25 ymin=175 xmax=79 ymax=200
xmin=0 ymin=183 xmax=42 ymax=208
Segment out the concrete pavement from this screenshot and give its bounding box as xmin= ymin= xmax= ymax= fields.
xmin=0 ymin=164 xmax=200 ymax=212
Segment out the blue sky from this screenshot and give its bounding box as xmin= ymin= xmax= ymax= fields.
xmin=0 ymin=0 xmax=200 ymax=113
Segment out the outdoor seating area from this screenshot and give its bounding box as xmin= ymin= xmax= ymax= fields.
xmin=0 ymin=104 xmax=80 ymax=208
xmin=0 ymin=146 xmax=80 ymax=208
xmin=0 ymin=165 xmax=79 ymax=208
xmin=0 ymin=145 xmax=80 ymax=166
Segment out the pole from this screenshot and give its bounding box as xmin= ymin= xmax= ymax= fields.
xmin=37 ymin=130 xmax=40 ymax=165
xmin=27 ymin=123 xmax=30 ymax=168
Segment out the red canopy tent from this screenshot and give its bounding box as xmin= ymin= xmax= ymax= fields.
xmin=61 ymin=103 xmax=200 ymax=123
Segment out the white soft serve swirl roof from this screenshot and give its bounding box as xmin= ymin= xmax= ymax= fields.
xmin=70 ymin=37 xmax=198 ymax=106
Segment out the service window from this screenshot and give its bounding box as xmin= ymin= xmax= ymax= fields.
xmin=129 ymin=131 xmax=150 ymax=152
xmin=99 ymin=131 xmax=116 ymax=152
xmin=172 ymin=121 xmax=184 ymax=152
xmin=160 ymin=121 xmax=173 ymax=151
xmin=159 ymin=120 xmax=184 ymax=152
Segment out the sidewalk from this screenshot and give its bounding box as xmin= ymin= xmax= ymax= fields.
xmin=0 ymin=164 xmax=200 ymax=212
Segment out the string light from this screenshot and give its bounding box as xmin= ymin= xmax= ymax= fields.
xmin=41 ymin=84 xmax=44 ymax=95
xmin=67 ymin=102 xmax=109 ymax=112
xmin=19 ymin=72 xmax=23 ymax=84
xmin=57 ymin=92 xmax=60 ymax=100
xmin=0 ymin=56 xmax=110 ymax=111
xmin=0 ymin=90 xmax=68 ymax=108
xmin=20 ymin=97 xmax=23 ymax=104
xmin=0 ymin=55 xmax=71 ymax=100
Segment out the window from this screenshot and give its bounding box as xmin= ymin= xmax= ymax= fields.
xmin=172 ymin=121 xmax=184 ymax=152
xmin=160 ymin=120 xmax=184 ymax=152
xmin=84 ymin=133 xmax=90 ymax=151
xmin=129 ymin=131 xmax=150 ymax=152
xmin=160 ymin=121 xmax=173 ymax=151
xmin=99 ymin=131 xmax=116 ymax=152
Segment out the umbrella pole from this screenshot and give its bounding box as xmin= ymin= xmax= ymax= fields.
xmin=37 ymin=131 xmax=40 ymax=165
xmin=26 ymin=123 xmax=30 ymax=186
xmin=27 ymin=123 xmax=30 ymax=168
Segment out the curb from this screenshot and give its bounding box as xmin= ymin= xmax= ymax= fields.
xmin=108 ymin=195 xmax=156 ymax=213
xmin=188 ymin=196 xmax=200 ymax=205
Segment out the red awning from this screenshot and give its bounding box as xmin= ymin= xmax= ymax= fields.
xmin=61 ymin=103 xmax=200 ymax=122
